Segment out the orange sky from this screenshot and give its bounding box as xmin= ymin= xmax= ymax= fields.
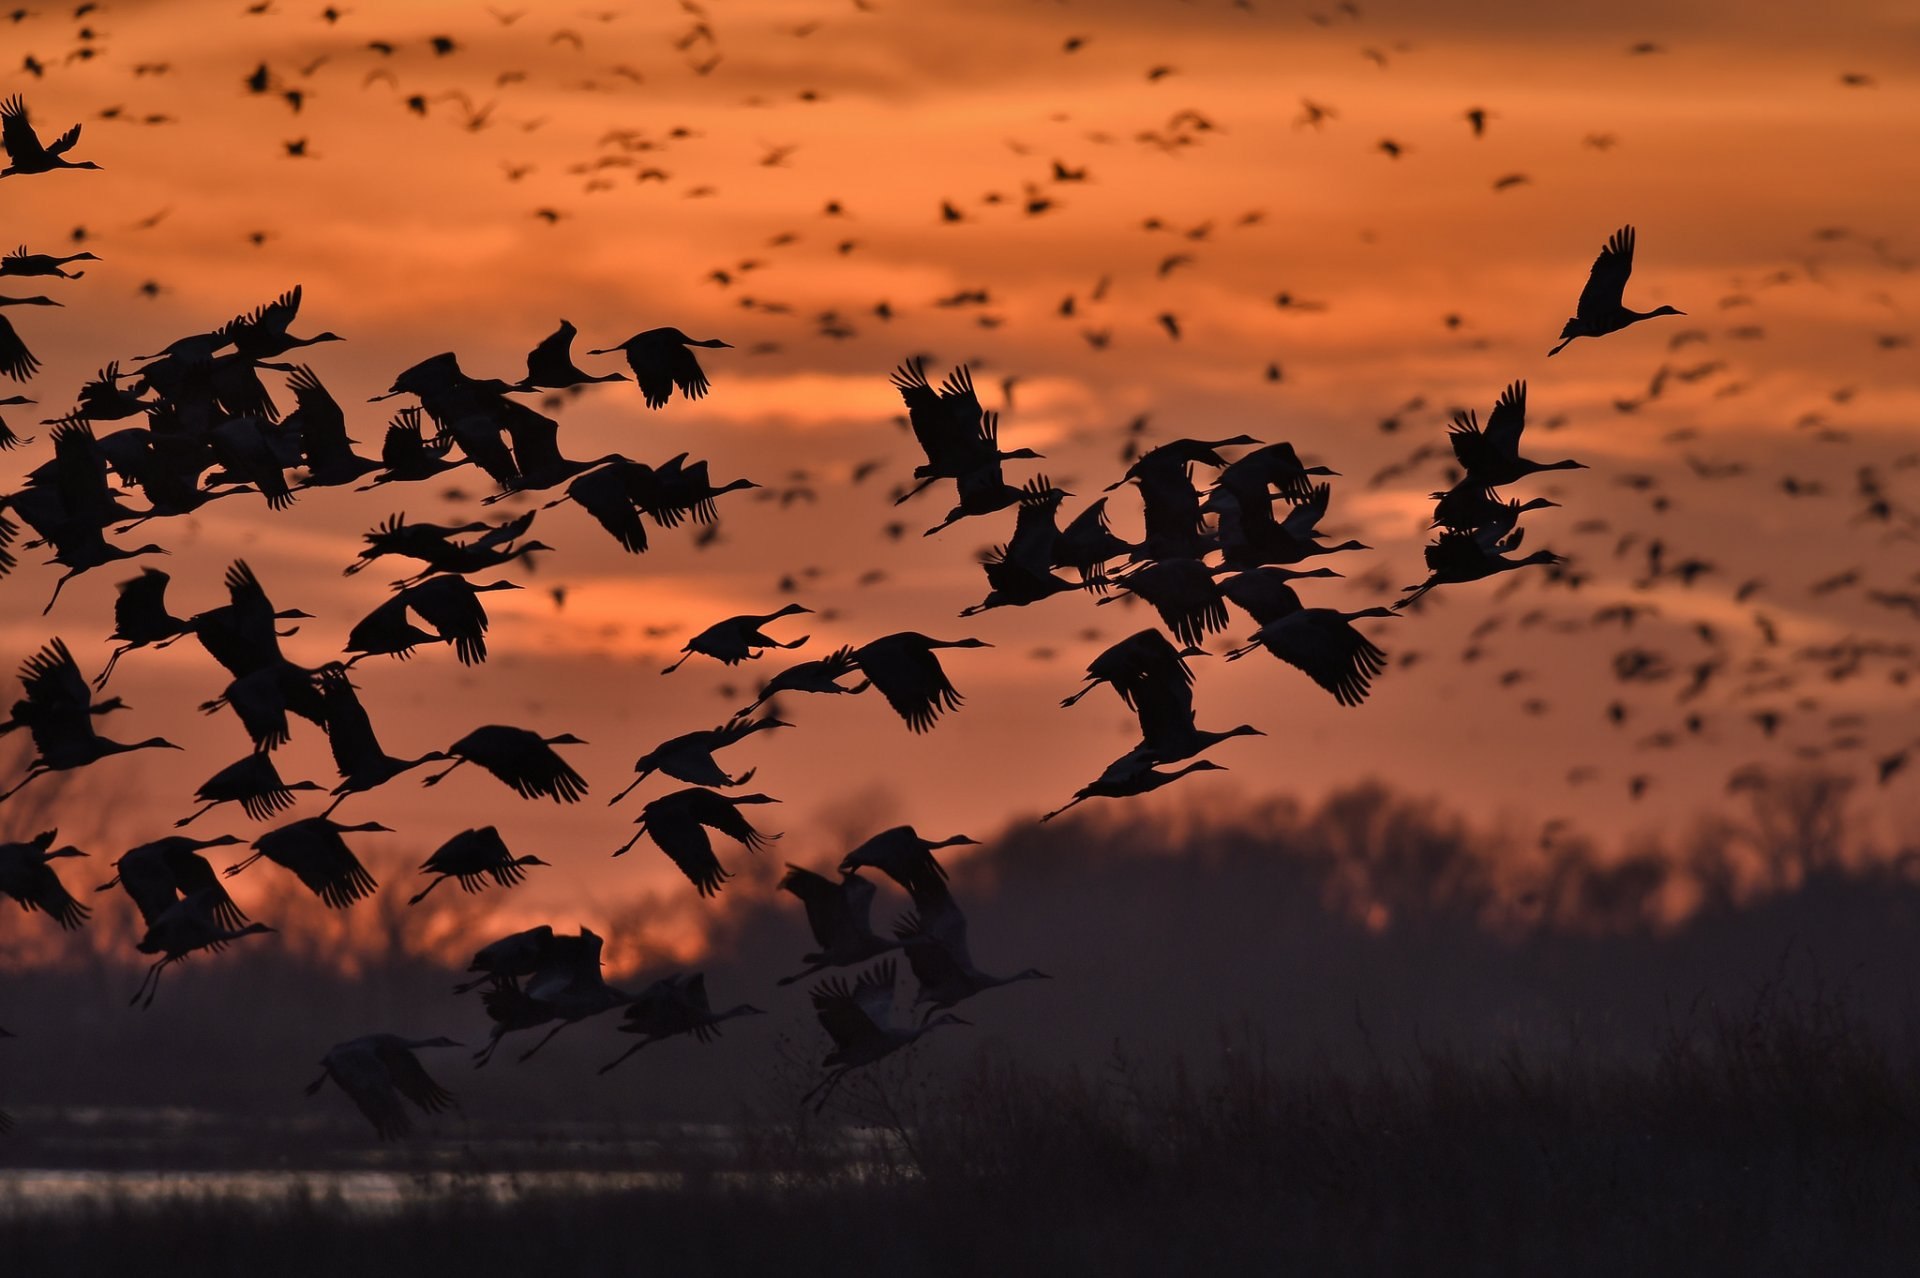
xmin=4 ymin=0 xmax=1920 ymax=940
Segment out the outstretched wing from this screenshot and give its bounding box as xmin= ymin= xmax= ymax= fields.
xmin=1575 ymin=225 xmax=1634 ymax=321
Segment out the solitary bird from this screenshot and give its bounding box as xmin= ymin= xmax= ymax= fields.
xmin=597 ymin=973 xmax=764 ymax=1074
xmin=409 ymin=826 xmax=549 ymax=905
xmin=1 ymin=95 xmax=103 ymax=175
xmin=588 ymin=328 xmax=731 ymax=408
xmin=1549 ymin=225 xmax=1683 ymax=356
xmin=305 ymin=1034 xmax=461 ymax=1139
xmin=800 ymin=960 xmax=969 ymax=1111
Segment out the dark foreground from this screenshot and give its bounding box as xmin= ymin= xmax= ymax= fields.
xmin=7 ymin=987 xmax=1920 ymax=1278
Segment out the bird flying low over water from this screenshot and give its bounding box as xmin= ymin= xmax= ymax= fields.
xmin=306 ymin=1034 xmax=462 ymax=1139
xmin=1549 ymin=225 xmax=1683 ymax=356
xmin=587 ymin=328 xmax=731 ymax=408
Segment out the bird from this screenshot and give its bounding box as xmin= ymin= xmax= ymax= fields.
xmin=1224 ymin=604 xmax=1397 ymax=706
xmin=661 ymin=604 xmax=811 ymax=673
xmin=0 ymin=829 xmax=90 ymax=929
xmin=472 ymin=928 xmax=629 ymax=1065
xmin=224 ymin=816 xmax=388 ymax=909
xmin=1446 ymin=382 xmax=1585 ymax=489
xmin=799 ymin=960 xmax=969 ymax=1111
xmin=775 ymin=864 xmax=898 ymax=985
xmin=1397 ymin=528 xmax=1563 ymax=608
xmin=305 ymin=1035 xmax=461 ymax=1139
xmin=178 ymin=752 xmax=325 ymax=825
xmin=128 ymin=890 xmax=276 ymax=1008
xmin=0 ymin=245 xmax=97 ymax=279
xmin=607 ymin=715 xmax=790 ymax=801
xmin=0 ymin=393 xmax=31 ymax=449
xmin=513 ymin=320 xmax=627 ymax=392
xmin=596 ymin=973 xmax=764 ymax=1074
xmin=848 ymin=632 xmax=991 ymax=732
xmin=409 ymin=826 xmax=549 ymax=905
xmin=1 ymin=94 xmax=103 ymax=175
xmin=98 ymin=834 xmax=249 ymax=930
xmin=587 ymin=328 xmax=731 ymax=408
xmin=614 ymin=787 xmax=780 ymax=896
xmin=315 ymin=665 xmax=452 ymax=812
xmin=893 ymin=901 xmax=1049 ymax=1016
xmin=1549 ymin=225 xmax=1684 ymax=356
xmin=837 ymin=826 xmax=974 ymax=899
xmin=94 ymin=567 xmax=194 ymax=687
xmin=421 ymin=725 xmax=589 ymax=803
xmin=736 ymin=645 xmax=869 ymax=715
xmin=1041 ymin=758 xmax=1227 ymax=822
xmin=0 ymin=639 xmax=181 ymax=801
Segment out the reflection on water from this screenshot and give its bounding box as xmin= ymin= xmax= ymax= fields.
xmin=1 ymin=1168 xmax=681 ymax=1215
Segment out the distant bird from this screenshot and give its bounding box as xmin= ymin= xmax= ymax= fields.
xmin=587 ymin=328 xmax=731 ymax=408
xmin=597 ymin=973 xmax=763 ymax=1074
xmin=305 ymin=1034 xmax=461 ymax=1139
xmin=614 ymin=787 xmax=780 ymax=896
xmin=849 ymin=632 xmax=991 ymax=732
xmin=0 ymin=829 xmax=90 ymax=929
xmin=1 ymin=94 xmax=103 ymax=175
xmin=662 ymin=604 xmax=811 ymax=673
xmin=409 ymin=826 xmax=548 ymax=905
xmin=225 ymin=816 xmax=388 ymax=909
xmin=800 ymin=960 xmax=968 ymax=1111
xmin=514 ymin=319 xmax=627 ymax=392
xmin=1549 ymin=225 xmax=1684 ymax=356
xmin=421 ymin=725 xmax=589 ymax=803
xmin=608 ymin=715 xmax=790 ymax=801
xmin=129 ymin=890 xmax=276 ymax=1008
xmin=0 ymin=639 xmax=181 ymax=801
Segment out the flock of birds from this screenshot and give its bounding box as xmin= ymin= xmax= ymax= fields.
xmin=0 ymin=84 xmax=1679 ymax=1140
xmin=5 ymin=4 xmax=1900 ymax=1140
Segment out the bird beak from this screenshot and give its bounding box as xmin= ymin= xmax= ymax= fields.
xmin=367 ymin=391 xmax=402 ymax=402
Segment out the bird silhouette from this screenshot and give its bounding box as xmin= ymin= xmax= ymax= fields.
xmin=1549 ymin=225 xmax=1684 ymax=356
xmin=129 ymin=890 xmax=276 ymax=1008
xmin=0 ymin=829 xmax=90 ymax=929
xmin=1 ymin=95 xmax=102 ymax=175
xmin=98 ymin=834 xmax=249 ymax=931
xmin=597 ymin=973 xmax=763 ymax=1074
xmin=608 ymin=714 xmax=790 ymax=801
xmin=661 ymin=603 xmax=811 ymax=673
xmin=409 ymin=826 xmax=549 ymax=905
xmin=514 ymin=319 xmax=627 ymax=392
xmin=587 ymin=328 xmax=730 ymax=408
xmin=799 ymin=960 xmax=968 ymax=1111
xmin=224 ymin=816 xmax=388 ymax=909
xmin=421 ymin=724 xmax=589 ymax=802
xmin=849 ymin=632 xmax=991 ymax=732
xmin=0 ymin=639 xmax=180 ymax=801
xmin=614 ymin=787 xmax=780 ymax=896
xmin=305 ymin=1034 xmax=461 ymax=1139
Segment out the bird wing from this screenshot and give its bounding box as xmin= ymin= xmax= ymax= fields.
xmin=285 ymin=365 xmax=352 ymax=465
xmin=1483 ymin=381 xmax=1527 ymax=455
xmin=668 ymin=345 xmax=711 ymax=400
xmin=326 ymin=1043 xmax=412 ymax=1139
xmin=317 ymin=666 xmax=388 ymax=779
xmin=376 ymin=1041 xmax=456 ymax=1115
xmin=454 ymin=725 xmax=587 ymax=802
xmin=402 ymin=578 xmax=491 ymax=665
xmin=1 ymin=96 xmax=43 ymax=165
xmin=112 ymin=568 xmax=175 ymax=639
xmin=1278 ymin=482 xmax=1331 ymax=539
xmin=645 ymin=803 xmax=726 ymax=896
xmin=1576 ymin=225 xmax=1634 ymax=320
xmin=779 ymin=864 xmax=852 ymax=946
xmin=564 ymin=466 xmax=649 ymax=553
xmin=113 ymin=846 xmax=184 ymax=927
xmin=689 ymin=790 xmax=777 ymax=851
xmin=165 ymin=848 xmax=250 ymax=931
xmin=1258 ymin=611 xmax=1388 ymax=707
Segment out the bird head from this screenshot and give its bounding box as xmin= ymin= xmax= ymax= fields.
xmin=1650 ymin=306 xmax=1685 ymax=317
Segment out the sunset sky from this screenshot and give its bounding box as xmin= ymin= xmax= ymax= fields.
xmin=4 ymin=0 xmax=1920 ymax=952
